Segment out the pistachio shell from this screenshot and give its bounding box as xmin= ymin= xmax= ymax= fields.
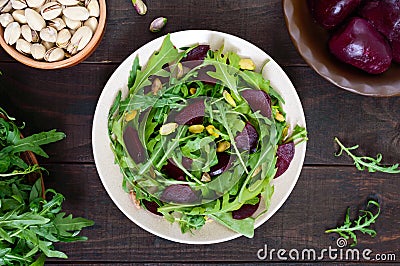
xmin=87 ymin=0 xmax=99 ymax=17
xmin=4 ymin=22 xmax=21 ymax=45
xmin=16 ymin=38 xmax=32 ymax=54
xmin=0 ymin=0 xmax=12 ymax=13
xmin=63 ymin=6 xmax=89 ymax=21
xmin=26 ymin=0 xmax=45 ymax=8
xmin=12 ymin=9 xmax=26 ymax=24
xmin=41 ymin=40 xmax=54 ymax=49
xmin=0 ymin=13 xmax=13 ymax=27
xmin=39 ymin=26 xmax=57 ymax=42
xmin=56 ymin=0 xmax=79 ymax=5
xmin=62 ymin=15 xmax=82 ymax=30
xmin=25 ymin=8 xmax=46 ymax=31
xmin=68 ymin=25 xmax=92 ymax=52
xmin=48 ymin=17 xmax=66 ymax=31
xmin=44 ymin=46 xmax=64 ymax=62
xmin=11 ymin=0 xmax=27 ymax=10
xmin=83 ymin=16 xmax=97 ymax=32
xmin=21 ymin=24 xmax=39 ymax=42
xmin=56 ymin=28 xmax=71 ymax=48
xmin=31 ymin=43 xmax=46 ymax=59
xmin=40 ymin=1 xmax=62 ymax=20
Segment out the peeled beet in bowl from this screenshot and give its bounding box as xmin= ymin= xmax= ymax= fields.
xmin=329 ymin=17 xmax=392 ymax=74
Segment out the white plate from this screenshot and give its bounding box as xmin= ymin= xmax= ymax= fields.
xmin=92 ymin=30 xmax=307 ymax=244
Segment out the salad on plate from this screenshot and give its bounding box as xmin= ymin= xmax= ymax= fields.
xmin=107 ymin=34 xmax=307 ymax=238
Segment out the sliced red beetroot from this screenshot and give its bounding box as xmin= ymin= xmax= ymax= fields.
xmin=162 ymin=157 xmax=192 ymax=181
xmin=174 ymin=99 xmax=205 ymax=125
xmin=232 ymin=195 xmax=261 ymax=220
xmin=329 ymin=17 xmax=392 ymax=74
xmin=241 ymin=89 xmax=272 ymax=118
xmin=142 ymin=200 xmax=162 ymax=216
xmin=182 ymin=45 xmax=210 ymax=63
xmin=275 ymin=142 xmax=295 ymax=178
xmin=309 ymin=0 xmax=362 ymax=29
xmin=209 ymin=153 xmax=234 ymax=177
xmin=234 ymin=121 xmax=259 ymax=153
xmin=123 ymin=126 xmax=146 ymax=164
xmin=160 ymin=184 xmax=200 ymax=204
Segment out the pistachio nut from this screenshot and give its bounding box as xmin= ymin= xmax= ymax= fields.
xmin=151 ymin=78 xmax=162 ymax=95
xmin=149 ymin=17 xmax=167 ymax=33
xmin=41 ymin=40 xmax=54 ymax=49
xmin=48 ymin=18 xmax=66 ymax=31
xmin=206 ymin=125 xmax=220 ymax=138
xmin=40 ymin=1 xmax=62 ymax=20
xmin=188 ymin=125 xmax=204 ymax=134
xmin=26 ymin=0 xmax=45 ymax=8
xmin=12 ymin=9 xmax=26 ymax=24
xmin=68 ymin=25 xmax=92 ymax=52
xmin=40 ymin=26 xmax=57 ymax=42
xmin=56 ymin=28 xmax=71 ymax=48
xmin=274 ymin=111 xmax=285 ymax=122
xmin=239 ymin=58 xmax=256 ymax=71
xmin=44 ymin=46 xmax=64 ymax=62
xmin=160 ymin=123 xmax=178 ymax=136
xmin=201 ymin=172 xmax=211 ymax=182
xmin=87 ymin=0 xmax=99 ymax=17
xmin=21 ymin=24 xmax=39 ymax=42
xmin=15 ymin=38 xmax=32 ymax=55
xmin=25 ymin=8 xmax=46 ymax=31
xmin=56 ymin=0 xmax=79 ymax=5
xmin=0 ymin=0 xmax=12 ymax=13
xmin=132 ymin=0 xmax=147 ymax=16
xmin=11 ymin=0 xmax=27 ymax=10
xmin=216 ymin=141 xmax=231 ymax=152
xmin=189 ymin=87 xmax=197 ymax=95
xmin=124 ymin=110 xmax=137 ymax=122
xmin=0 ymin=13 xmax=13 ymax=28
xmin=4 ymin=22 xmax=21 ymax=45
xmin=31 ymin=43 xmax=46 ymax=60
xmin=63 ymin=6 xmax=89 ymax=21
xmin=83 ymin=16 xmax=97 ymax=32
xmin=222 ymin=90 xmax=236 ymax=107
xmin=63 ymin=15 xmax=82 ymax=30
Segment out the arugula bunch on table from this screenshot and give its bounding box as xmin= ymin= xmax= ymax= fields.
xmin=108 ymin=35 xmax=307 ymax=237
xmin=0 ymin=108 xmax=94 ymax=265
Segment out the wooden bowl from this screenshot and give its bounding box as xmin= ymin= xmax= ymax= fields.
xmin=0 ymin=0 xmax=106 ymax=69
xmin=283 ymin=0 xmax=400 ymax=97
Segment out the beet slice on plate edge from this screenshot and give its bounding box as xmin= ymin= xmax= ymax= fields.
xmin=173 ymin=99 xmax=205 ymax=125
xmin=209 ymin=152 xmax=234 ymax=177
xmin=142 ymin=200 xmax=162 ymax=216
xmin=275 ymin=142 xmax=295 ymax=178
xmin=232 ymin=195 xmax=261 ymax=220
xmin=234 ymin=121 xmax=259 ymax=153
xmin=123 ymin=126 xmax=146 ymax=164
xmin=160 ymin=184 xmax=200 ymax=204
xmin=241 ymin=89 xmax=272 ymax=118
xmin=182 ymin=45 xmax=210 ymax=63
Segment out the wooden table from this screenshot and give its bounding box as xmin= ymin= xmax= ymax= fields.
xmin=0 ymin=0 xmax=399 ymax=264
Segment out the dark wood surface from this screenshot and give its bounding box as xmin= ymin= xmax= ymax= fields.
xmin=0 ymin=0 xmax=399 ymax=264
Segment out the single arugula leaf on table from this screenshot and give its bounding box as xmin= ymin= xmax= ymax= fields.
xmin=325 ymin=200 xmax=380 ymax=247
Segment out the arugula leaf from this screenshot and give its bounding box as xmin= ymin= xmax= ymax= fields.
xmin=335 ymin=137 xmax=400 ymax=174
xmin=209 ymin=213 xmax=254 ymax=238
xmin=128 ymin=56 xmax=141 ymax=89
xmin=325 ymin=200 xmax=380 ymax=247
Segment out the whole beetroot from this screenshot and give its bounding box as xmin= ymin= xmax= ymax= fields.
xmin=329 ymin=17 xmax=392 ymax=74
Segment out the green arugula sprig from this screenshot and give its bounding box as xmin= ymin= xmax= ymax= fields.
xmin=325 ymin=200 xmax=380 ymax=247
xmin=334 ymin=137 xmax=400 ymax=174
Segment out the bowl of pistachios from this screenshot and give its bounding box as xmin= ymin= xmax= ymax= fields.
xmin=0 ymin=0 xmax=106 ymax=69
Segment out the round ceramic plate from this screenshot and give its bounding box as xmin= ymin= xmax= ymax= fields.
xmin=283 ymin=0 xmax=400 ymax=97
xmin=92 ymin=30 xmax=307 ymax=244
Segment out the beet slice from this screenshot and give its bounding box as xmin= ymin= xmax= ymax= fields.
xmin=329 ymin=17 xmax=392 ymax=74
xmin=209 ymin=153 xmax=234 ymax=177
xmin=162 ymin=157 xmax=192 ymax=181
xmin=123 ymin=126 xmax=146 ymax=164
xmin=182 ymin=45 xmax=210 ymax=63
xmin=241 ymin=89 xmax=272 ymax=118
xmin=232 ymin=195 xmax=261 ymax=220
xmin=160 ymin=184 xmax=200 ymax=204
xmin=142 ymin=200 xmax=162 ymax=216
xmin=308 ymin=0 xmax=362 ymax=29
xmin=275 ymin=142 xmax=295 ymax=178
xmin=234 ymin=121 xmax=259 ymax=153
xmin=174 ymin=99 xmax=205 ymax=125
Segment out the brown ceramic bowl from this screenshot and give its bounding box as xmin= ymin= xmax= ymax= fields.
xmin=283 ymin=0 xmax=400 ymax=97
xmin=0 ymin=0 xmax=106 ymax=69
